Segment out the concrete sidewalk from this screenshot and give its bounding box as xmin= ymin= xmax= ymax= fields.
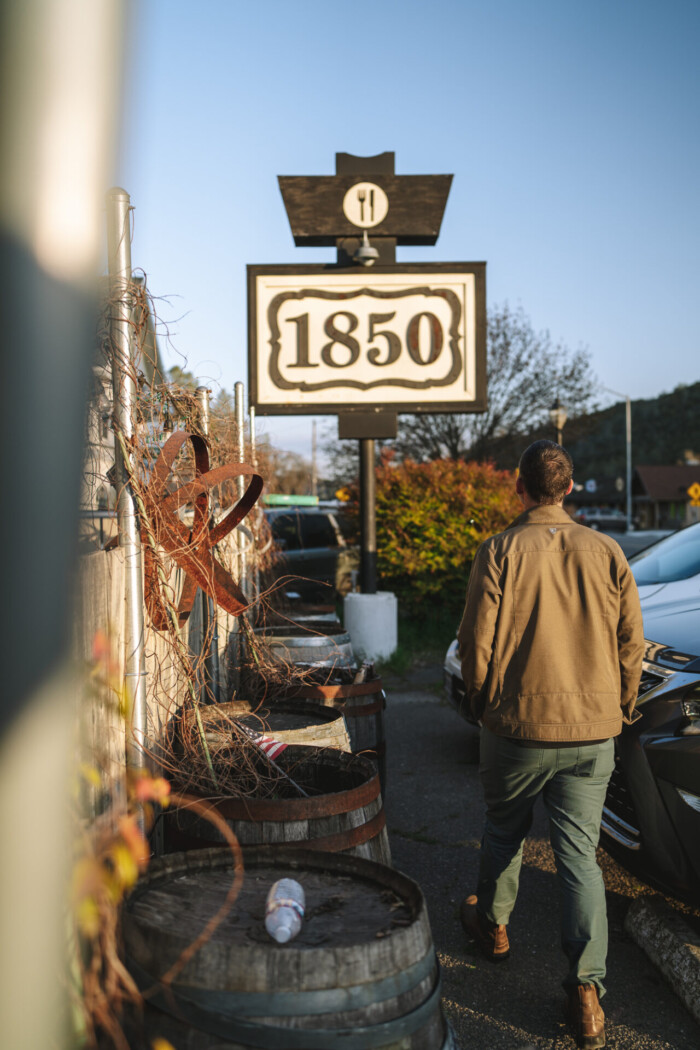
xmin=383 ymin=669 xmax=700 ymax=1050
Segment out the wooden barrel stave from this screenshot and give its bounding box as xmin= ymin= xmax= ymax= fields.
xmin=168 ymin=796 xmax=390 ymax=865
xmin=253 ymin=621 xmax=355 ymax=670
xmin=121 ymin=847 xmax=454 ymax=1049
xmin=164 ymin=746 xmax=391 ymax=866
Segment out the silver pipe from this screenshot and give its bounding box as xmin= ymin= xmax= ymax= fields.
xmin=234 ymin=382 xmax=248 ymax=596
xmin=248 ymin=404 xmax=261 ymax=601
xmin=195 ymin=384 xmax=211 ymax=436
xmin=107 ymin=187 xmax=147 ymax=770
xmin=235 ymin=382 xmax=246 ymax=497
xmin=195 ymin=386 xmax=220 ymax=702
xmin=249 ymin=404 xmax=257 ymax=469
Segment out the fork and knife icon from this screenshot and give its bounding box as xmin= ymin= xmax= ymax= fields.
xmin=358 ymin=188 xmax=375 ymax=223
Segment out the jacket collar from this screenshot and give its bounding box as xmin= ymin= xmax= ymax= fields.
xmin=506 ymin=504 xmax=573 ymax=530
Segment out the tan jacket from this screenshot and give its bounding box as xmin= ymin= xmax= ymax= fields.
xmin=457 ymin=504 xmax=644 ymax=741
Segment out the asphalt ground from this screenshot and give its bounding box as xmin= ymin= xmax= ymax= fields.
xmin=383 ymin=668 xmax=700 ymax=1050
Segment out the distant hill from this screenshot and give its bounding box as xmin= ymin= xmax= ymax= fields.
xmin=563 ymin=381 xmax=700 ymax=480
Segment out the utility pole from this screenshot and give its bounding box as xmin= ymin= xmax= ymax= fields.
xmin=601 ymin=386 xmax=633 ymax=531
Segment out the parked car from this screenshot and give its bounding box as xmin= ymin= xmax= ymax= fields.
xmin=444 ymin=602 xmax=700 ymax=906
xmin=629 ymin=520 xmax=700 ymax=609
xmin=573 ymin=507 xmax=629 ymax=532
xmin=265 ymin=505 xmax=358 ymax=604
xmin=600 ymin=633 xmax=700 ymax=907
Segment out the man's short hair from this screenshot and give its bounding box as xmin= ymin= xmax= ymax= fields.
xmin=518 ymin=440 xmax=573 ymax=505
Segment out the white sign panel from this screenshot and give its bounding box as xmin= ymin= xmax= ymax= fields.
xmin=248 ymin=264 xmax=486 ymax=415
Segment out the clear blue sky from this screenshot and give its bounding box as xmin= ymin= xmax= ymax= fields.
xmin=119 ymin=0 xmax=700 ymax=461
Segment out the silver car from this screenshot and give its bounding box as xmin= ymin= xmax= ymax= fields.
xmin=629 ymin=521 xmax=700 ymax=613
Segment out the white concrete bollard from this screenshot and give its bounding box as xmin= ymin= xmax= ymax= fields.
xmin=344 ymin=591 xmax=398 ymax=662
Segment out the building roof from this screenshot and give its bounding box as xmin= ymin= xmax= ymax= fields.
xmin=634 ymin=465 xmax=700 ymax=501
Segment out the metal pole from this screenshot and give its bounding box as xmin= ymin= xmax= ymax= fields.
xmin=234 ymin=382 xmax=247 ymax=595
xmin=195 ymin=385 xmax=220 ymax=702
xmin=249 ymin=404 xmax=261 ymax=602
xmin=625 ymin=396 xmax=633 ymax=532
xmin=249 ymin=405 xmax=257 ymax=467
xmin=311 ymin=419 xmax=318 ymax=497
xmin=359 ymin=438 xmax=377 ymax=593
xmin=196 ymin=383 xmax=211 ymax=436
xmin=601 ymin=385 xmax=633 ymax=532
xmin=106 ymin=187 xmax=147 ymax=771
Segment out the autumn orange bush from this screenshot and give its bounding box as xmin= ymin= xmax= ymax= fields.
xmin=371 ymin=456 xmax=520 ymax=610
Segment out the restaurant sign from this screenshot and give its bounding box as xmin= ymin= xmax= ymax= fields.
xmin=248 ymin=263 xmax=486 ymax=415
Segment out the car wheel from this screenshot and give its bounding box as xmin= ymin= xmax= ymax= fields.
xmin=590 ymin=522 xmax=600 ymax=530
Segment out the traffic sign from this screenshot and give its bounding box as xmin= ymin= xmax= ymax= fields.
xmin=688 ymin=481 xmax=700 ymax=507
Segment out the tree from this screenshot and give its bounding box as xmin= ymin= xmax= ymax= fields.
xmin=393 ymin=303 xmax=598 ymax=464
xmin=167 ymin=364 xmax=199 ymax=391
xmin=345 ymin=455 xmax=521 ymax=611
xmin=258 ymin=445 xmax=313 ymax=495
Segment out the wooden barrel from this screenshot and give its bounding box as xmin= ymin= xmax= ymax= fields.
xmin=121 ymin=846 xmax=458 ymax=1050
xmin=164 ymin=745 xmax=391 ymax=866
xmin=196 ymin=699 xmax=352 ymax=753
xmin=286 ymin=677 xmax=387 ymax=795
xmin=253 ymin=621 xmax=355 ymax=671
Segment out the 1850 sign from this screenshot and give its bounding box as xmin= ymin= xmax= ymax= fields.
xmin=248 ymin=264 xmax=486 ymax=414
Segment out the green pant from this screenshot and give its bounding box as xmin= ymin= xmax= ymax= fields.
xmin=477 ymin=726 xmax=615 ymax=996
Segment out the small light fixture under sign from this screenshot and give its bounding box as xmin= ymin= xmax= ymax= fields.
xmin=354 ymin=230 xmax=379 ymax=267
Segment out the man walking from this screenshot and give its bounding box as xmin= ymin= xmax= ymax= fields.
xmin=457 ymin=440 xmax=644 ymax=1049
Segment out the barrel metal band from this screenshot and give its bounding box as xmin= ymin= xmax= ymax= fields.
xmin=302 ymin=806 xmax=386 ymax=852
xmin=127 ymin=954 xmax=442 ymax=1049
xmin=342 ymin=699 xmax=385 ymax=718
xmin=293 ymin=680 xmax=384 ymax=701
xmin=184 ymin=769 xmax=382 ymax=821
xmin=166 ymin=805 xmax=386 ymax=854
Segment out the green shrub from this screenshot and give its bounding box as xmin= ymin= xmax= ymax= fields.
xmin=372 ymin=456 xmax=520 ymax=611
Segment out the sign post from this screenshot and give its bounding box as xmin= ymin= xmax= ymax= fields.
xmin=248 ymin=153 xmax=487 ymax=655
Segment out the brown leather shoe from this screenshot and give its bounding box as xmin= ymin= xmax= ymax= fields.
xmin=566 ymin=983 xmax=606 ymax=1049
xmin=459 ymin=894 xmax=510 ymax=961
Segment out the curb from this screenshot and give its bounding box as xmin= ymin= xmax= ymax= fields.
xmin=624 ymin=896 xmax=700 ymax=1025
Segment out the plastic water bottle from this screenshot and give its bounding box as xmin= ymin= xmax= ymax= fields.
xmin=264 ymin=878 xmax=305 ymax=944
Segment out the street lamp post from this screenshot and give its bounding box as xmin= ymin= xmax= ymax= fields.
xmin=549 ymin=398 xmax=568 ymax=446
xmin=601 ymin=386 xmax=633 ymax=532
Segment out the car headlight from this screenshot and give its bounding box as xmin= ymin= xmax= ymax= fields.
xmin=677 ymin=788 xmax=700 ymax=813
xmin=680 ymin=685 xmax=700 ymax=734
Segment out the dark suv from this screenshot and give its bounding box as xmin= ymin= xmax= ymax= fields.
xmin=265 ymin=506 xmax=358 ymax=604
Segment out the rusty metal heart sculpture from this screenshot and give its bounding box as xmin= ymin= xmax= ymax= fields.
xmin=142 ymin=430 xmax=264 ymax=630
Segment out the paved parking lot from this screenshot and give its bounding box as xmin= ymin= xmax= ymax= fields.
xmin=384 ymin=671 xmax=700 ymax=1050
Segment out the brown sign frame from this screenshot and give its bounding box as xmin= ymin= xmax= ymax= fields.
xmin=248 ymin=262 xmax=487 ymax=416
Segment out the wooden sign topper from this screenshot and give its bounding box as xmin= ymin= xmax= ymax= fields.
xmin=278 ymin=152 xmax=452 ymax=247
